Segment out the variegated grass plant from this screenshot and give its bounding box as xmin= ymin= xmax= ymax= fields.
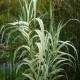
xmin=0 ymin=0 xmax=79 ymax=80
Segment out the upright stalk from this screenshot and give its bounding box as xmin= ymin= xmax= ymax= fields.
xmin=33 ymin=0 xmax=37 ymax=28
xmin=50 ymin=0 xmax=55 ymax=28
xmin=50 ymin=0 xmax=53 ymax=28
